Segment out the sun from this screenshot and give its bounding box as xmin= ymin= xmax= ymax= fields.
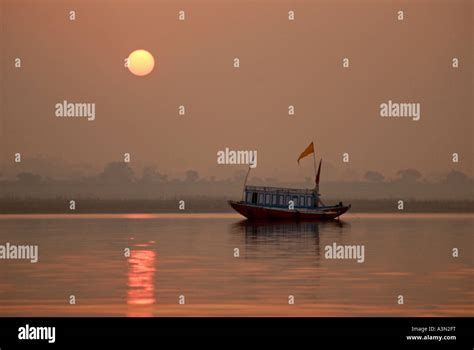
xmin=128 ymin=49 xmax=155 ymax=76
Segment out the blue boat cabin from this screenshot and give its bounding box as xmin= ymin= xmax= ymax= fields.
xmin=244 ymin=185 xmax=319 ymax=209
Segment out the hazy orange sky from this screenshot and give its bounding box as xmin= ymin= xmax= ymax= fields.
xmin=1 ymin=0 xmax=472 ymax=181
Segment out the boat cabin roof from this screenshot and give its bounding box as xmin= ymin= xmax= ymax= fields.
xmin=245 ymin=185 xmax=315 ymax=196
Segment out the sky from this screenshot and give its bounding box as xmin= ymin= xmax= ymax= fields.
xmin=1 ymin=0 xmax=472 ymax=182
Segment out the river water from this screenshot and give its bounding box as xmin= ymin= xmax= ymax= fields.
xmin=0 ymin=213 xmax=472 ymax=316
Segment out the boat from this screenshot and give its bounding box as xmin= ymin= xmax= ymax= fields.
xmin=229 ymin=186 xmax=350 ymax=220
xmin=229 ymin=142 xmax=351 ymax=221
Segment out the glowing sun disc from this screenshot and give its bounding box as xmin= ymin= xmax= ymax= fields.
xmin=128 ymin=49 xmax=155 ymax=76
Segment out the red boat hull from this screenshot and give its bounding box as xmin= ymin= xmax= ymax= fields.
xmin=229 ymin=201 xmax=350 ymax=221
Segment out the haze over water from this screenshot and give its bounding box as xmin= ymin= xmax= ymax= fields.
xmin=0 ymin=213 xmax=472 ymax=316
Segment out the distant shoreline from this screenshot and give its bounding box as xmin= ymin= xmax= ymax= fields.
xmin=0 ymin=213 xmax=472 ymax=220
xmin=0 ymin=198 xmax=472 ymax=214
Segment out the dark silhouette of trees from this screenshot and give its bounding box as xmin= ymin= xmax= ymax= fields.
xmin=396 ymin=169 xmax=422 ymax=183
xmin=17 ymin=172 xmax=42 ymax=184
xmin=141 ymin=166 xmax=168 ymax=183
xmin=364 ymin=170 xmax=385 ymax=183
xmin=99 ymin=162 xmax=134 ymax=183
xmin=184 ymin=170 xmax=199 ymax=183
xmin=444 ymin=170 xmax=471 ymax=185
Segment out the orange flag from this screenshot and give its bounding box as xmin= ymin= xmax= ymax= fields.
xmin=297 ymin=142 xmax=315 ymax=164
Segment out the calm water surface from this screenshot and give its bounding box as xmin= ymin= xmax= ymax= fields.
xmin=0 ymin=213 xmax=472 ymax=316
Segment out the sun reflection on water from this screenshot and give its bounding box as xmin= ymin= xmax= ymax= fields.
xmin=127 ymin=242 xmax=156 ymax=316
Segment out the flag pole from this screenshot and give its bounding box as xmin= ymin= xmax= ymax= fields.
xmin=242 ymin=166 xmax=251 ymax=201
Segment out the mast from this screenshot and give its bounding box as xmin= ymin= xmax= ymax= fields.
xmin=315 ymin=158 xmax=323 ymax=206
xmin=313 ymin=151 xmax=317 ymax=191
